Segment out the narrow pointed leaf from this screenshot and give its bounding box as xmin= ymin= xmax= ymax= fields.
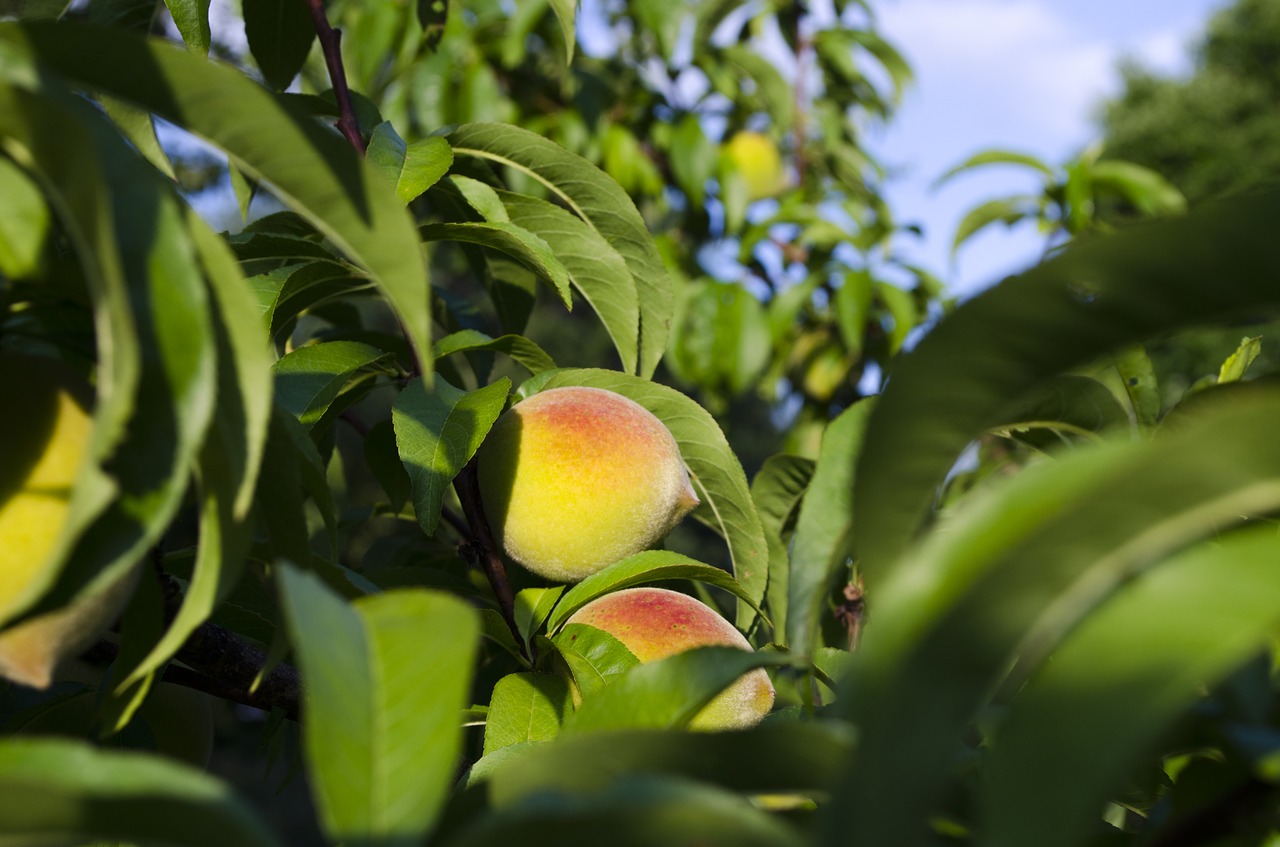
xmin=449 ymin=123 xmax=671 ymax=377
xmin=420 ymin=221 xmax=572 ymax=307
xmin=855 ymin=188 xmax=1280 ymax=577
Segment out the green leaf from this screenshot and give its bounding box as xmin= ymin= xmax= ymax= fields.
xmin=981 ymin=524 xmax=1280 ymax=847
xmin=948 ymin=195 xmax=1038 ymax=258
xmin=547 ymin=551 xmax=763 ymax=633
xmin=499 ymin=191 xmax=638 ymax=373
xmin=273 ymin=341 xmax=397 ymax=429
xmin=751 ymin=454 xmax=815 ymax=645
xmin=434 ymin=329 xmax=557 ymax=376
xmin=420 ymin=221 xmax=572 ymax=308
xmin=242 ymin=0 xmax=315 ymax=90
xmin=0 ymin=738 xmax=279 ymax=847
xmin=2 ymin=21 xmax=434 ymax=375
xmin=545 ymin=0 xmax=575 ymax=64
xmin=449 ymin=123 xmax=672 ymax=377
xmin=99 ymin=94 xmax=176 ymax=180
xmin=786 ymin=400 xmax=872 ymax=658
xmin=448 ymin=173 xmax=510 ymax=222
xmin=470 ymin=722 xmax=854 ymax=807
xmin=162 ymin=0 xmax=211 ymax=54
xmin=538 ymin=369 xmax=769 ymax=630
xmin=276 ymin=565 xmax=479 ymax=846
xmin=1219 ymin=335 xmax=1263 ymax=384
xmin=854 ymin=187 xmax=1280 ymax=578
xmin=992 ymin=374 xmax=1129 ymax=446
xmin=874 ymin=280 xmax=917 ymax=356
xmin=1089 ymin=159 xmax=1186 ymax=216
xmin=834 ymin=271 xmax=873 ymax=359
xmin=442 ymin=775 xmax=805 ymax=847
xmin=482 ymin=672 xmax=571 ymax=756
xmin=549 ymin=623 xmax=639 ymax=699
xmin=392 ymin=376 xmax=510 ymax=535
xmin=1113 ymin=343 xmax=1160 ymax=426
xmin=668 ymin=280 xmax=771 ymax=398
xmin=562 ymin=646 xmax=789 ymax=733
xmin=116 ymin=216 xmax=270 ymax=689
xmin=0 ymin=154 xmax=48 ymax=278
xmin=367 ymin=123 xmax=452 ymax=203
xmin=830 ymin=387 xmax=1280 ymax=847
xmin=933 ymin=148 xmax=1056 ymax=188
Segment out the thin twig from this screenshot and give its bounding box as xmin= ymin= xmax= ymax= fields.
xmin=304 ymin=0 xmax=366 ymax=154
xmin=86 ymin=631 xmax=300 ymax=722
xmin=453 ymin=460 xmax=528 ymax=662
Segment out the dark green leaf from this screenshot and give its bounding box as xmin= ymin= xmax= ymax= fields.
xmin=2 ymin=21 xmax=434 ymax=375
xmin=562 ymin=647 xmax=789 ymax=733
xmin=547 ymin=551 xmax=762 ymax=633
xmin=434 ymin=329 xmax=557 ymax=376
xmin=0 ymin=738 xmax=279 ymax=846
xmin=855 ymin=188 xmax=1280 ymax=577
xmin=273 ymin=341 xmax=396 ymax=429
xmin=786 ymin=400 xmax=871 ymax=658
xmin=392 ymin=376 xmax=510 ymax=535
xmin=470 ymin=721 xmax=854 ymax=806
xmin=751 ymin=454 xmax=815 ymax=645
xmin=442 ymin=775 xmax=805 ymax=847
xmin=499 ymin=191 xmax=638 ymax=372
xmin=242 ymin=0 xmax=315 ymax=90
xmin=449 ymin=123 xmax=672 ymax=377
xmin=420 ymin=221 xmax=571 ymax=307
xmin=545 ymin=0 xmax=575 ymax=64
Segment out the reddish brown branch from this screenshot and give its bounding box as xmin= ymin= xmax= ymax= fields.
xmin=304 ymin=0 xmax=366 ymax=154
xmin=453 ymin=460 xmax=528 ymax=661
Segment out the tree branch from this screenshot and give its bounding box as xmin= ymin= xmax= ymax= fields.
xmin=304 ymin=0 xmax=366 ymax=154
xmin=453 ymin=460 xmax=528 ymax=662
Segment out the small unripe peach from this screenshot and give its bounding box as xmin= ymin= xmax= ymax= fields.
xmin=565 ymin=587 xmax=775 ymax=730
xmin=476 ymin=387 xmax=699 ymax=583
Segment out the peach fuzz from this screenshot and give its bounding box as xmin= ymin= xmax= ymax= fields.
xmin=476 ymin=387 xmax=699 ymax=583
xmin=566 ymin=586 xmax=775 ymax=730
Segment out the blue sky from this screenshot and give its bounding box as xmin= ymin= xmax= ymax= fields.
xmin=867 ymin=0 xmax=1231 ymax=296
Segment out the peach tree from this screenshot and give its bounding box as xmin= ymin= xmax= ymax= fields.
xmin=4 ymin=1 xmax=1280 ymax=846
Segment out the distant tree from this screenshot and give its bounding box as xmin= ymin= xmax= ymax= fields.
xmin=1101 ymin=0 xmax=1280 ymax=203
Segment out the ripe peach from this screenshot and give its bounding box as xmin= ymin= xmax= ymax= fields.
xmin=724 ymin=131 xmax=787 ymax=201
xmin=476 ymin=387 xmax=699 ymax=583
xmin=0 ymin=353 xmax=132 ymax=689
xmin=565 ymin=586 xmax=775 ymax=730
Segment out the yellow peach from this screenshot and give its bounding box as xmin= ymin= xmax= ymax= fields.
xmin=566 ymin=586 xmax=775 ymax=730
xmin=476 ymin=387 xmax=699 ymax=583
xmin=724 ymin=131 xmax=788 ymax=201
xmin=0 ymin=353 xmax=129 ymax=689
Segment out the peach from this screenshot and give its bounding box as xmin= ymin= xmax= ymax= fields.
xmin=565 ymin=586 xmax=775 ymax=730
xmin=0 ymin=353 xmax=132 ymax=689
xmin=476 ymin=387 xmax=699 ymax=583
xmin=724 ymin=131 xmax=787 ymax=201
